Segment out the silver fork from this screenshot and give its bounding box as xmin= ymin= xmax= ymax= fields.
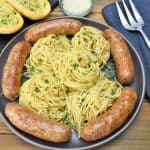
xmin=116 ymin=0 xmax=150 ymax=49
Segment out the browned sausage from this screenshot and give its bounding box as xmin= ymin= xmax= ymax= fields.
xmin=103 ymin=29 xmax=135 ymax=84
xmin=5 ymin=102 xmax=72 ymax=143
xmin=2 ymin=41 xmax=31 ymax=100
xmin=24 ymin=19 xmax=83 ymax=43
xmin=81 ymin=87 xmax=137 ymax=141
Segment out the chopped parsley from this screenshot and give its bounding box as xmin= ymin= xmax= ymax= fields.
xmin=37 ymin=58 xmax=43 ymax=65
xmin=103 ymin=60 xmax=116 ymax=81
xmin=31 ymin=93 xmax=35 ymax=97
xmin=93 ymin=60 xmax=97 ymax=64
xmin=111 ymin=85 xmax=118 ymax=95
xmin=29 ymin=101 xmax=32 ymax=106
xmin=82 ymin=31 xmax=87 ymax=36
xmin=61 ymin=111 xmax=74 ymax=126
xmin=55 ymin=34 xmax=59 ymax=40
xmin=51 ymin=35 xmax=59 ymax=40
xmin=51 ymin=35 xmax=55 ymax=39
xmin=30 ymin=66 xmax=35 ymax=72
xmin=72 ymin=63 xmax=79 ymax=69
xmin=82 ymin=28 xmax=88 ymax=35
xmin=83 ymin=27 xmax=87 ymax=30
xmin=44 ymin=79 xmax=49 ymax=84
xmin=37 ymin=45 xmax=41 ymax=48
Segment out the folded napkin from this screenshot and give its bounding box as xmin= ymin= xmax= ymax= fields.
xmin=102 ymin=0 xmax=150 ymax=99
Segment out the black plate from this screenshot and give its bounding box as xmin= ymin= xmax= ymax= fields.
xmin=0 ymin=17 xmax=145 ymax=150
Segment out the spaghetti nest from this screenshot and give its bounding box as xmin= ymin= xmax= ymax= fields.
xmin=20 ymin=26 xmax=122 ymax=137
xmin=20 ymin=73 xmax=67 ymax=122
xmin=72 ymin=26 xmax=110 ymax=67
xmin=55 ymin=49 xmax=102 ymax=91
xmin=24 ymin=34 xmax=71 ymax=77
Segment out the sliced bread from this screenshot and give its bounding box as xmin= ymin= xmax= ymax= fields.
xmin=0 ymin=0 xmax=24 ymax=34
xmin=6 ymin=0 xmax=51 ymax=20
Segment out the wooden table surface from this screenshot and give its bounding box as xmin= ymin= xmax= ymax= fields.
xmin=0 ymin=0 xmax=149 ymax=150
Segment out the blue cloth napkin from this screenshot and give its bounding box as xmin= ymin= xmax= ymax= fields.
xmin=102 ymin=0 xmax=150 ymax=99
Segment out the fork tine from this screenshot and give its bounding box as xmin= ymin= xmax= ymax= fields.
xmin=122 ymin=0 xmax=136 ymax=25
xmin=129 ymin=0 xmax=144 ymax=24
xmin=115 ymin=1 xmax=130 ymax=28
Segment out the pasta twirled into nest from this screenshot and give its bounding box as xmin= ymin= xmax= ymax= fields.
xmin=72 ymin=26 xmax=110 ymax=67
xmin=20 ymin=26 xmax=122 ymax=137
xmin=20 ymin=73 xmax=67 ymax=122
xmin=24 ymin=34 xmax=71 ymax=77
xmin=55 ymin=49 xmax=102 ymax=91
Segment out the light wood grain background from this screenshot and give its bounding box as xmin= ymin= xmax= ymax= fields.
xmin=0 ymin=0 xmax=149 ymax=149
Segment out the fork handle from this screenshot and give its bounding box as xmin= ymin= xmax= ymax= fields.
xmin=138 ymin=29 xmax=150 ymax=49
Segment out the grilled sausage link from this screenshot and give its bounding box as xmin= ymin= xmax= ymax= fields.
xmin=5 ymin=102 xmax=72 ymax=143
xmin=81 ymin=87 xmax=137 ymax=141
xmin=103 ymin=29 xmax=135 ymax=84
xmin=2 ymin=41 xmax=31 ymax=100
xmin=24 ymin=19 xmax=83 ymax=43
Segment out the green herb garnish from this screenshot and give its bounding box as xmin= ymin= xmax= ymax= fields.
xmin=72 ymin=63 xmax=79 ymax=69
xmin=37 ymin=58 xmax=43 ymax=65
xmin=44 ymin=79 xmax=49 ymax=84
xmin=30 ymin=66 xmax=35 ymax=72
xmin=93 ymin=60 xmax=97 ymax=64
xmin=103 ymin=61 xmax=116 ymax=81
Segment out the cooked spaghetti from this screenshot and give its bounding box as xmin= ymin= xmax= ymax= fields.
xmin=66 ymin=78 xmax=122 ymax=136
xmin=24 ymin=34 xmax=71 ymax=77
xmin=55 ymin=49 xmax=102 ymax=91
xmin=20 ymin=26 xmax=122 ymax=137
xmin=72 ymin=26 xmax=110 ymax=67
xmin=20 ymin=73 xmax=67 ymax=121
